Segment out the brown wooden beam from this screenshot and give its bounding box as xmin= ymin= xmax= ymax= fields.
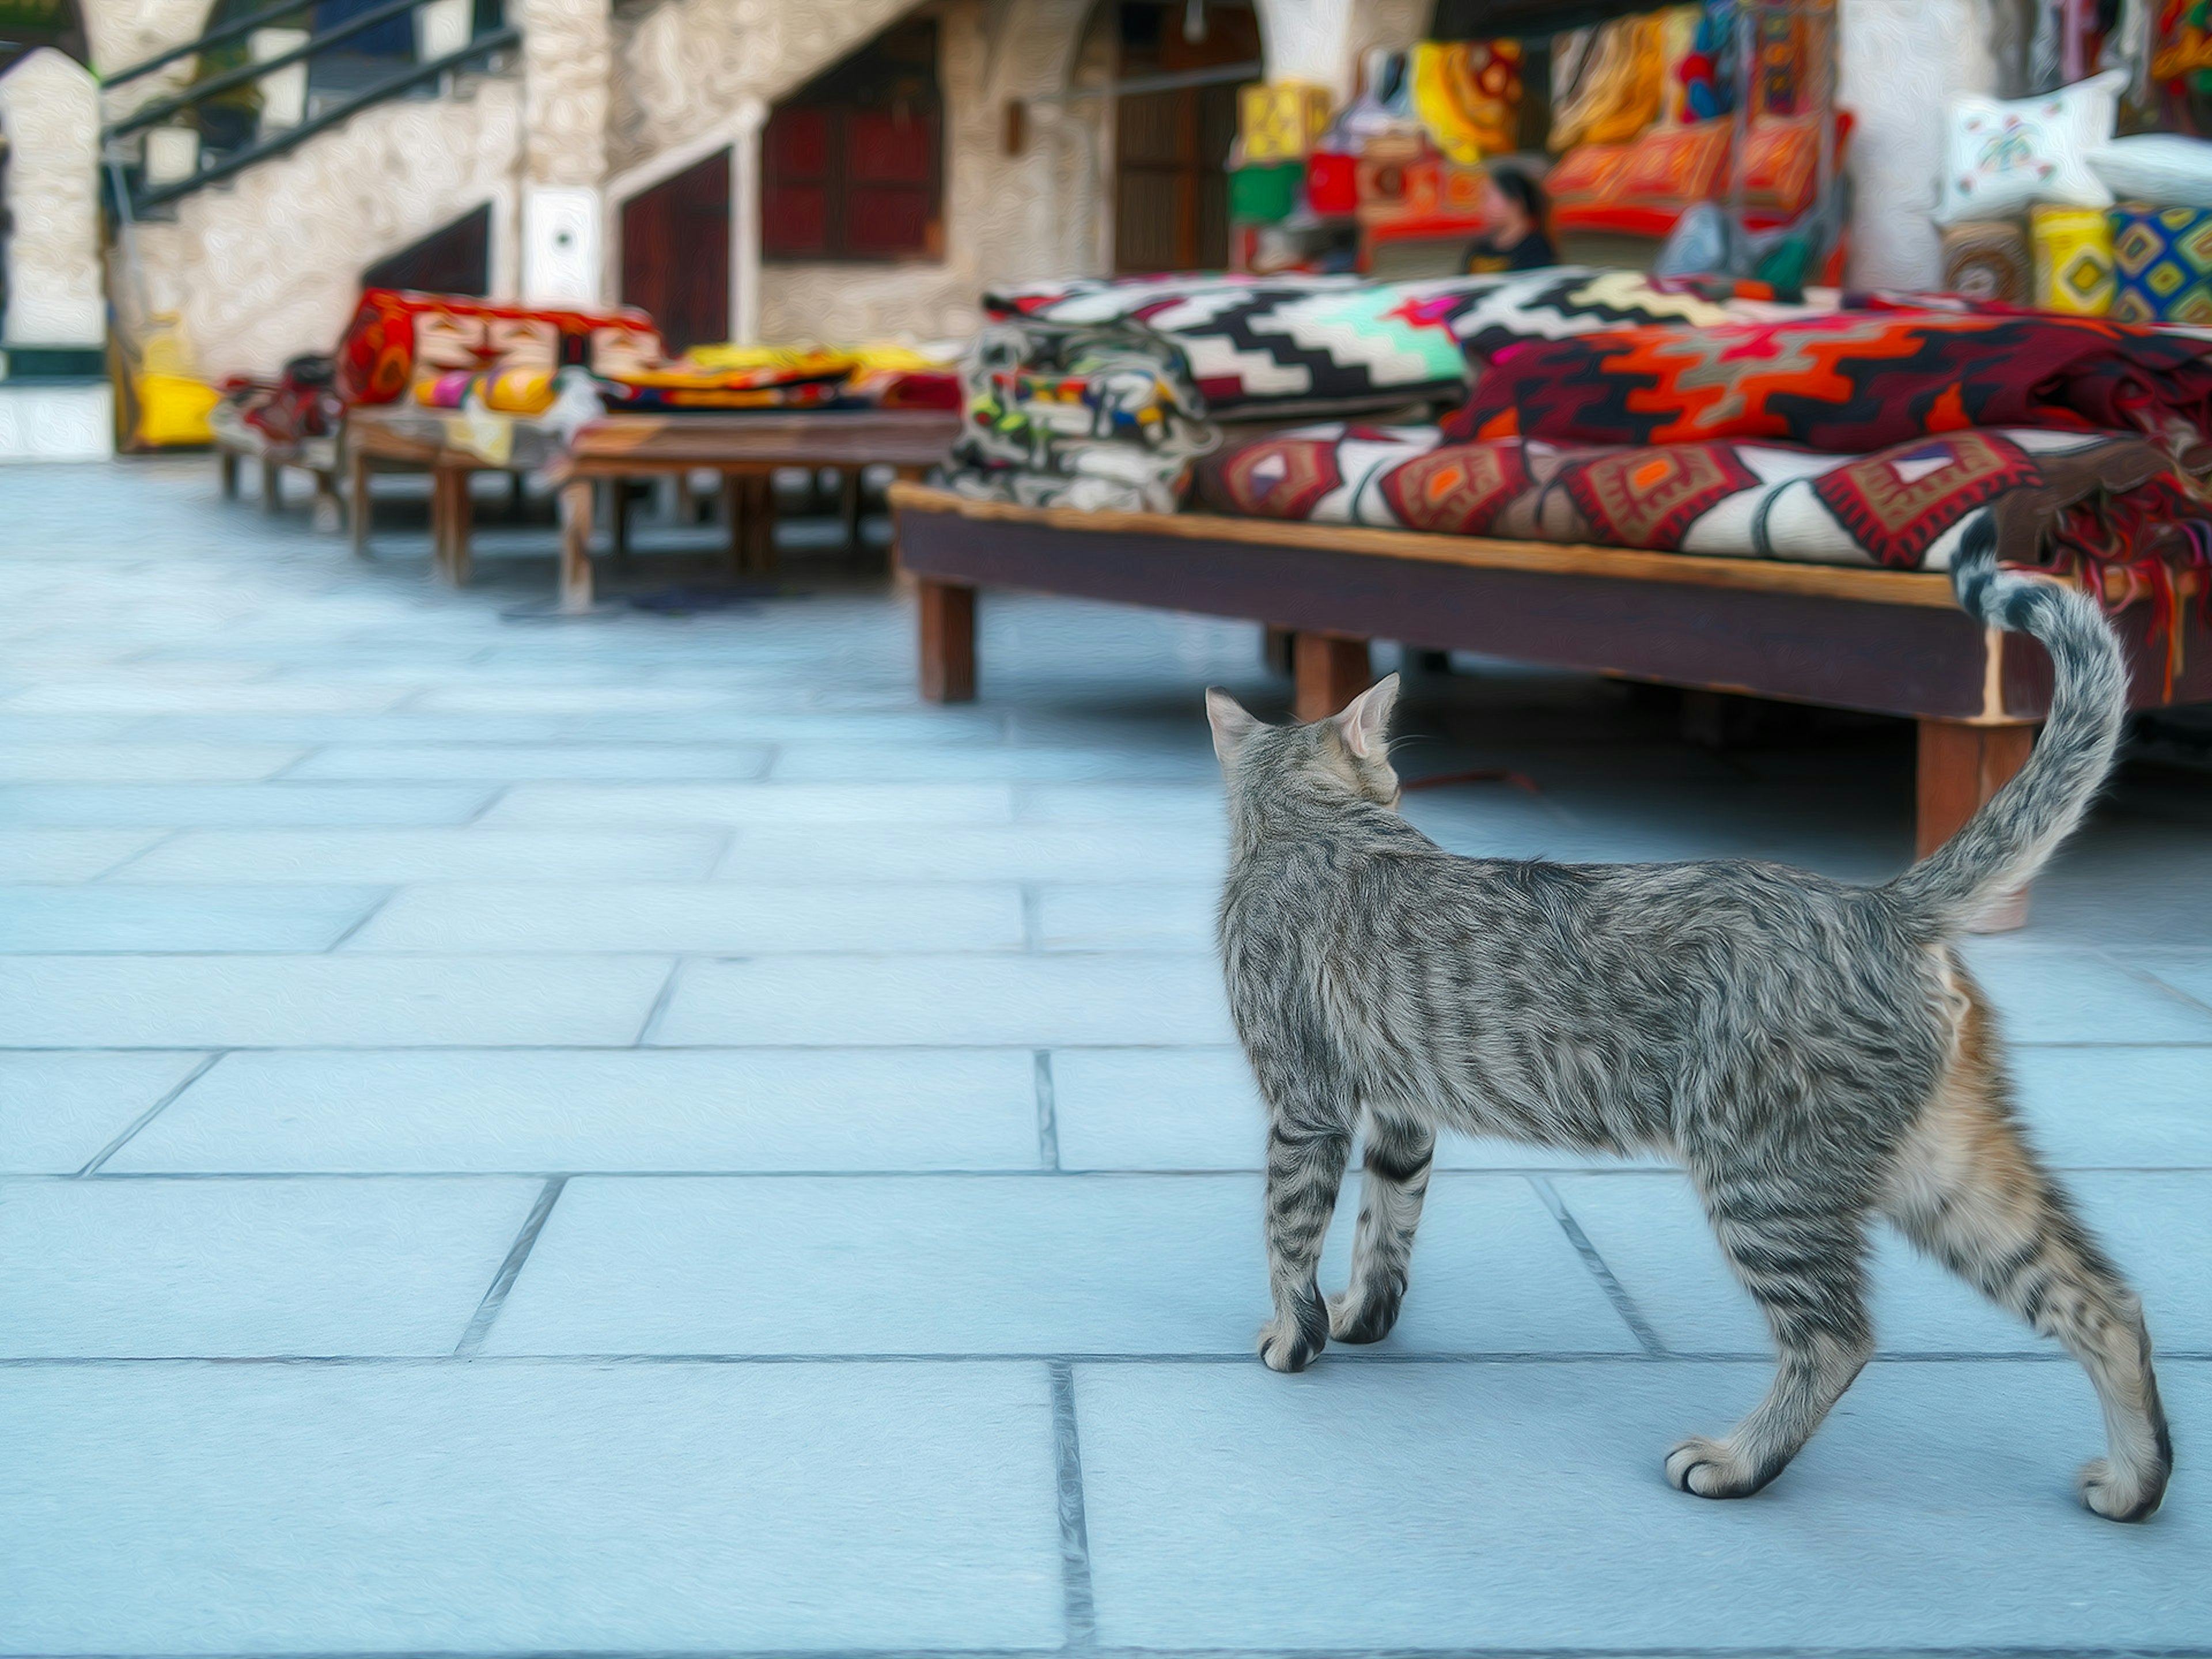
xmin=1294 ymin=633 xmax=1371 ymax=722
xmin=1917 ymin=718 xmax=2037 ymax=932
xmin=918 ymin=579 xmax=976 ymax=703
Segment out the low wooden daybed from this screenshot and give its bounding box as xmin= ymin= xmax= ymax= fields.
xmin=891 ymin=482 xmax=2210 ymax=929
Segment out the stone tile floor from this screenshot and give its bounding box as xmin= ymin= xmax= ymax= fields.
xmin=2 ymin=458 xmax=2210 ymax=1656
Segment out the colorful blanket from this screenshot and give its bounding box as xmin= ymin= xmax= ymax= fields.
xmin=1194 ymin=422 xmax=2211 ymax=588
xmin=980 ymin=269 xmax=1817 ymax=422
xmin=1445 ymin=312 xmax=2212 ymax=465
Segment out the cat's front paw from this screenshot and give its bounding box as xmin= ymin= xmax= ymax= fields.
xmin=1257 ymin=1316 xmax=1323 ymax=1373
xmin=1664 ymin=1435 xmax=1780 ymax=1500
xmin=2079 ymin=1456 xmax=2169 ymax=1522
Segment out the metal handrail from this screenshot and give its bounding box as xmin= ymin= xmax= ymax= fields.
xmin=131 ymin=24 xmax=517 ymax=209
xmin=102 ymin=0 xmax=320 ymax=88
xmin=104 ymin=0 xmax=434 ymax=139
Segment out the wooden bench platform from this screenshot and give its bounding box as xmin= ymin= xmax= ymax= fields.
xmin=891 ymin=482 xmax=2212 ymax=930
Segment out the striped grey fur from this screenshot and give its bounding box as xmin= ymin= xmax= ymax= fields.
xmin=1206 ymin=517 xmax=2169 ymax=1519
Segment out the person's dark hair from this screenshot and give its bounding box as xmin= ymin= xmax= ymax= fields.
xmin=1487 ymin=165 xmax=1548 ymax=229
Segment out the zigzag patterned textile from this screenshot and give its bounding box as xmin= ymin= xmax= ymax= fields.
xmin=978 ymin=269 xmax=1819 ymax=421
xmin=1442 ymin=312 xmax=2212 ymax=464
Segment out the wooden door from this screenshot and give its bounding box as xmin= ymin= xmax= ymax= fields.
xmin=1113 ymin=0 xmax=1258 ymax=273
xmin=621 ymin=150 xmax=732 ymax=354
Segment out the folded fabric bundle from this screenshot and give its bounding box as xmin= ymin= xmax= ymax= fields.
xmin=1193 ymin=421 xmax=2210 ymax=583
xmin=941 ymin=322 xmax=1217 ymax=513
xmin=1443 ymin=312 xmax=2212 ymax=465
xmin=414 ymin=367 xmax=560 ymax=414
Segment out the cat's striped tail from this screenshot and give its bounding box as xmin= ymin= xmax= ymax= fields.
xmin=1889 ymin=515 xmax=2129 ymax=933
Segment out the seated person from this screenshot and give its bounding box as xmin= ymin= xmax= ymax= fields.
xmin=1463 ymin=168 xmax=1557 ymax=274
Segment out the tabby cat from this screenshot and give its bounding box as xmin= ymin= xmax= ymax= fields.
xmin=1206 ymin=518 xmax=2170 ymax=1519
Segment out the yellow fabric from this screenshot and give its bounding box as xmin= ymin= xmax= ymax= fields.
xmin=1411 ymin=41 xmax=1522 ymax=165
xmin=2033 ymin=205 xmax=2117 ymax=316
xmin=1549 ymin=13 xmax=1665 ymax=153
xmin=1653 ymin=3 xmax=1703 ymax=125
xmin=1238 ymin=81 xmax=1332 ymax=161
xmin=134 ymin=374 xmax=218 ymax=446
xmin=679 ymin=343 xmax=858 ymax=376
xmin=480 ymin=369 xmax=558 ymax=414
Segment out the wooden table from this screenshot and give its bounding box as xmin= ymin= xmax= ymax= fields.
xmin=891 ymin=482 xmax=2212 ymax=931
xmin=211 ymin=404 xmax=342 ymax=532
xmin=345 ymin=406 xmax=563 ymax=585
xmin=543 ymin=410 xmax=962 ymax=612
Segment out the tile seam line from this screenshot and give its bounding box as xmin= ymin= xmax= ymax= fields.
xmin=453 ymin=1175 xmax=567 ymax=1357
xmin=632 ymin=957 xmax=690 ymax=1047
xmin=10 ymin=1350 xmax=2202 ymax=1368
xmin=1526 ymin=1173 xmax=1666 ymax=1357
xmin=74 ymin=1051 xmax=226 ymax=1177
xmin=9 ymin=1645 xmax=2211 ymax=1659
xmin=1047 ymin=1359 xmax=1099 ymax=1650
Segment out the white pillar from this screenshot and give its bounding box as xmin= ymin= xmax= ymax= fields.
xmin=1838 ymin=0 xmax=2000 ymax=291
xmin=1252 ymin=0 xmax=1357 ymax=103
xmin=732 ymin=98 xmax=767 ymax=345
xmin=0 ymin=50 xmax=107 ymax=347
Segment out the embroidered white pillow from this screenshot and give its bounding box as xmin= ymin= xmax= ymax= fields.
xmin=1934 ymin=72 xmax=2123 ymax=224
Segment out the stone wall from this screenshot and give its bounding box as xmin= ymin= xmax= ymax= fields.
xmin=0 ymin=50 xmax=107 ymax=346
xmin=130 ymin=74 xmax=525 ymax=378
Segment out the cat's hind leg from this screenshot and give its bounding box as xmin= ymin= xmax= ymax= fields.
xmin=1884 ymin=993 xmax=2171 ymax=1520
xmin=1668 ymin=1170 xmax=1874 ymax=1500
xmin=1257 ymin=1112 xmax=1352 ymax=1374
xmin=1328 ymin=1110 xmax=1435 ymax=1344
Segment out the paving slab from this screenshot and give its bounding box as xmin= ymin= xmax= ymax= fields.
xmin=1962 ymin=940 xmax=2212 ymax=1043
xmin=1035 ymin=883 xmax=1215 ymax=951
xmin=0 ymin=1051 xmax=209 ymax=1173
xmin=113 ymin=827 xmax=726 ymax=883
xmin=0 ymin=953 xmax=672 ymax=1047
xmin=0 ymin=1362 xmax=1064 ymax=1653
xmin=2013 ymin=1045 xmax=2212 ymax=1166
xmin=1073 ymin=1359 xmax=2211 ymax=1652
xmin=282 ymin=742 xmax=778 ymax=781
xmin=0 ymin=783 xmax=497 ymax=828
xmin=111 ymin=1048 xmax=1043 ymax=1173
xmin=0 ymin=1176 xmax=540 ymax=1356
xmin=483 ymin=1171 xmax=1633 ymax=1358
xmin=0 ymin=884 xmax=386 ymax=952
xmin=345 ymin=880 xmax=1024 ymax=953
xmin=653 ymin=952 xmax=1236 ymax=1047
xmin=717 ymin=823 xmax=1227 ymax=883
xmin=481 ymin=780 xmax=1019 ymax=828
xmin=0 ymin=829 xmax=164 ymax=881
xmin=0 ymin=742 xmax=307 ymax=782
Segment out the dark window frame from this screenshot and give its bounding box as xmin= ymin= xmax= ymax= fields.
xmin=761 ymin=17 xmax=945 ymax=265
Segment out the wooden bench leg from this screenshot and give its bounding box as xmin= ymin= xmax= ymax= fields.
xmin=431 ymin=467 xmax=472 ymax=586
xmin=608 ymin=479 xmax=631 ymax=571
xmin=743 ymin=474 xmax=777 ymax=575
xmin=1262 ymin=626 xmax=1294 ymax=677
xmin=721 ymin=474 xmax=745 ymax=577
xmin=1918 ymin=717 xmax=2037 ymax=933
xmin=312 ymin=472 xmax=342 ymax=535
xmin=918 ymin=579 xmax=976 ymax=703
xmin=260 ymin=459 xmax=282 ymax=512
xmin=220 ymin=450 xmax=240 ymax=500
xmin=348 ymin=450 xmax=371 ymax=557
xmin=1294 ymin=633 xmax=1372 ymax=722
xmin=558 ymin=478 xmax=596 ymax=613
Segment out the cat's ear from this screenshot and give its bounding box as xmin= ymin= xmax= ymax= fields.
xmin=1205 ymin=687 xmax=1261 ymax=765
xmin=1334 ymin=673 xmax=1400 ymax=759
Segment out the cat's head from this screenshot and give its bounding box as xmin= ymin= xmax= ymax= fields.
xmin=1204 ymin=675 xmax=1402 ymax=812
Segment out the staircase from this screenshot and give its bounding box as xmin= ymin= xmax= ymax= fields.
xmin=97 ymin=0 xmax=525 ymax=383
